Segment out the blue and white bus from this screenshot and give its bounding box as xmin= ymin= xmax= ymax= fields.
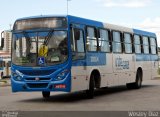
xmin=10 ymin=15 xmax=158 ymax=98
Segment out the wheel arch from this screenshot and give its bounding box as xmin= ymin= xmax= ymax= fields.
xmin=90 ymin=69 xmax=101 ymax=88
xmin=137 ymin=67 xmax=143 ymax=81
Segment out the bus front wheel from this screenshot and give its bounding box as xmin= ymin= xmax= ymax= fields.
xmin=42 ymin=91 xmax=50 ymax=98
xmin=86 ymin=74 xmax=95 ymax=99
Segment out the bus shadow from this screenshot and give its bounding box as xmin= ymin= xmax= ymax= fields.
xmin=19 ymin=84 xmax=157 ymax=103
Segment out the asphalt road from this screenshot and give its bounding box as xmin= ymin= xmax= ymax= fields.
xmin=0 ymin=79 xmax=160 ymax=111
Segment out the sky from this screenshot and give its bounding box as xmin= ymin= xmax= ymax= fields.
xmin=0 ymin=0 xmax=160 ymax=46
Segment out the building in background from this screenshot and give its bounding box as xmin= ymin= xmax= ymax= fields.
xmin=2 ymin=30 xmax=12 ymax=53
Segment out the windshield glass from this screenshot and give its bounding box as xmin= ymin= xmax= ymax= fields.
xmin=12 ymin=31 xmax=68 ymax=67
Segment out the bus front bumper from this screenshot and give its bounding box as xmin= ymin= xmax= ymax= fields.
xmin=11 ymin=77 xmax=71 ymax=92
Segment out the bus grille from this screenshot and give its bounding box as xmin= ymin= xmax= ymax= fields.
xmin=27 ymin=83 xmax=48 ymax=88
xmin=25 ymin=78 xmax=51 ymax=81
xmin=20 ymin=70 xmax=54 ymax=76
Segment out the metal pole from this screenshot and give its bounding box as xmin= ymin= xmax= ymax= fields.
xmin=67 ymin=0 xmax=71 ymax=15
xmin=67 ymin=0 xmax=68 ymax=15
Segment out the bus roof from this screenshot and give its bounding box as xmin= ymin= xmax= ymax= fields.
xmin=15 ymin=15 xmax=156 ymax=38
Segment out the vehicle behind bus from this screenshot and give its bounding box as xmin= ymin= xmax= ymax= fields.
xmin=0 ymin=57 xmax=11 ymax=79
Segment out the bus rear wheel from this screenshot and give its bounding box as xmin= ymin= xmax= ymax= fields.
xmin=126 ymin=70 xmax=142 ymax=89
xmin=86 ymin=74 xmax=95 ymax=99
xmin=42 ymin=91 xmax=50 ymax=98
xmin=134 ymin=70 xmax=142 ymax=89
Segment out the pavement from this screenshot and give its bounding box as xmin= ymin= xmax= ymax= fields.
xmin=0 ymin=76 xmax=160 ymax=87
xmin=1 ymin=79 xmax=160 ymax=111
xmin=0 ymin=78 xmax=11 ymax=87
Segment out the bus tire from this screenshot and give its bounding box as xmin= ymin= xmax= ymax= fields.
xmin=133 ymin=70 xmax=142 ymax=89
xmin=86 ymin=74 xmax=95 ymax=99
xmin=126 ymin=83 xmax=134 ymax=89
xmin=42 ymin=91 xmax=50 ymax=98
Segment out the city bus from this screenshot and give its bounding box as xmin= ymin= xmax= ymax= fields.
xmin=0 ymin=56 xmax=11 ymax=79
xmin=10 ymin=15 xmax=158 ymax=98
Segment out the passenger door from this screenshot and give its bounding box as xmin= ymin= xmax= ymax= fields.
xmin=70 ymin=24 xmax=88 ymax=92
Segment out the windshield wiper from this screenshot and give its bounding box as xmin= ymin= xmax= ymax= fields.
xmin=22 ymin=31 xmax=31 ymax=46
xmin=44 ymin=29 xmax=54 ymax=45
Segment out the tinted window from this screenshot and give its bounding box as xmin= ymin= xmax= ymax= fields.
xmin=99 ymin=29 xmax=110 ymax=52
xmin=71 ymin=28 xmax=85 ymax=60
xmin=150 ymin=37 xmax=157 ymax=54
xmin=143 ymin=36 xmax=149 ymax=54
xmin=124 ymin=33 xmax=132 ymax=53
xmin=134 ymin=35 xmax=141 ymax=54
xmin=112 ymin=31 xmax=122 ymax=53
xmin=86 ymin=27 xmax=97 ymax=51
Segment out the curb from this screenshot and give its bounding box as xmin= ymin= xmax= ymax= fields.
xmin=152 ymin=77 xmax=160 ymax=80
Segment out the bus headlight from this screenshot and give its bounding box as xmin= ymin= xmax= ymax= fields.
xmin=12 ymin=72 xmax=23 ymax=81
xmin=55 ymin=69 xmax=69 ymax=81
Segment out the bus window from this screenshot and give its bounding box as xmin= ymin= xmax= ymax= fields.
xmin=86 ymin=27 xmax=97 ymax=51
xmin=142 ymin=36 xmax=149 ymax=54
xmin=0 ymin=61 xmax=3 ymax=67
xmin=124 ymin=33 xmax=132 ymax=54
xmin=71 ymin=28 xmax=85 ymax=60
xmin=112 ymin=31 xmax=122 ymax=53
xmin=99 ymin=29 xmax=111 ymax=52
xmin=134 ymin=35 xmax=141 ymax=54
xmin=150 ymin=37 xmax=157 ymax=54
xmin=8 ymin=61 xmax=11 ymax=67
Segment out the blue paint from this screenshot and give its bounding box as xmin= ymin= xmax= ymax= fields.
xmin=86 ymin=52 xmax=106 ymax=66
xmin=11 ymin=62 xmax=71 ymax=92
xmin=136 ymin=54 xmax=158 ymax=61
xmin=68 ymin=15 xmax=104 ymax=28
xmin=133 ymin=29 xmax=156 ymax=37
xmin=72 ymin=52 xmax=106 ymax=66
xmin=0 ymin=68 xmax=4 ymax=70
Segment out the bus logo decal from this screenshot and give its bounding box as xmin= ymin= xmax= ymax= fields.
xmin=35 ymin=77 xmax=40 ymax=81
xmin=115 ymin=56 xmax=129 ymax=70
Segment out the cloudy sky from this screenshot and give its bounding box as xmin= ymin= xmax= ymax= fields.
xmin=0 ymin=0 xmax=160 ymax=46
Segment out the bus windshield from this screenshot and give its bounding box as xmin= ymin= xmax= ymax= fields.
xmin=12 ymin=30 xmax=68 ymax=67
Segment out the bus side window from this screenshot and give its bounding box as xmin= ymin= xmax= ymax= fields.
xmin=142 ymin=36 xmax=149 ymax=54
xmin=86 ymin=27 xmax=97 ymax=51
xmin=112 ymin=31 xmax=122 ymax=53
xmin=150 ymin=37 xmax=157 ymax=54
xmin=71 ymin=28 xmax=85 ymax=60
xmin=124 ymin=33 xmax=132 ymax=54
xmin=134 ymin=35 xmax=141 ymax=54
xmin=98 ymin=29 xmax=111 ymax=52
